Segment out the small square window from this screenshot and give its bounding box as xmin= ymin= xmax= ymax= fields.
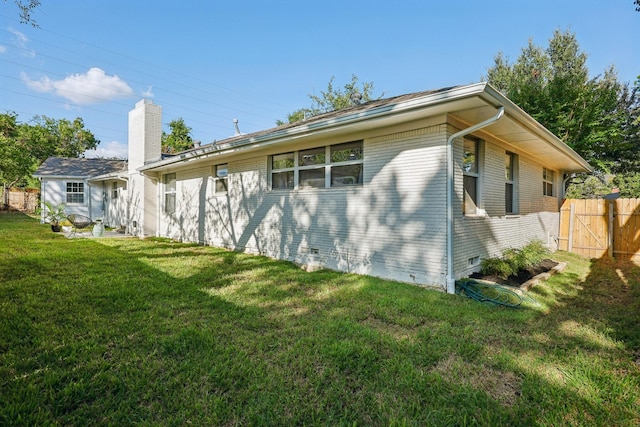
xmin=299 ymin=168 xmax=325 ymax=188
xmin=331 ymin=164 xmax=362 ymax=186
xmin=272 ymin=171 xmax=294 ymax=189
xmin=272 ymin=152 xmax=294 ymax=169
xmin=66 ymin=182 xmax=85 ymax=204
xmin=331 ymin=141 xmax=363 ymax=162
xmin=299 ymin=147 xmax=325 ymax=166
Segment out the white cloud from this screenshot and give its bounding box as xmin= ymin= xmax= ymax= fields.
xmin=0 ymin=45 xmax=6 ymax=54
xmin=83 ymin=140 xmax=128 ymax=159
xmin=141 ymin=85 xmax=154 ymax=98
xmin=9 ymin=27 xmax=35 ymax=58
xmin=21 ymin=67 xmax=134 ymax=105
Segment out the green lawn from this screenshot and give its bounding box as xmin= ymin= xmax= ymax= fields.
xmin=1 ymin=212 xmax=638 ymax=426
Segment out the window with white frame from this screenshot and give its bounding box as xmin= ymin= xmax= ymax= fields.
xmin=463 ymin=138 xmax=480 ymax=215
xmin=270 ymin=141 xmax=363 ymax=190
xmin=66 ymin=182 xmax=84 ymax=204
xmin=505 ymin=152 xmax=517 ymax=214
xmin=543 ymin=167 xmax=554 ymax=196
xmin=164 ymin=173 xmax=176 ymax=214
xmin=112 ymin=182 xmax=118 ymax=199
xmin=214 ymin=164 xmax=228 ymax=193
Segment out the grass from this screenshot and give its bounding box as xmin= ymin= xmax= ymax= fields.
xmin=1 ymin=211 xmax=639 ymax=426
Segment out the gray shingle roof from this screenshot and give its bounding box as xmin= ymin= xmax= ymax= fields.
xmin=34 ymin=157 xmax=127 ymax=178
xmin=184 ymin=86 xmax=461 ymax=153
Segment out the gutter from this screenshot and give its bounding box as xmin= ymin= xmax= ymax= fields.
xmin=445 ymin=106 xmax=505 ymax=294
xmin=139 ymin=84 xmax=489 ymax=173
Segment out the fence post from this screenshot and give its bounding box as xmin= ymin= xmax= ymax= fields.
xmin=608 ymin=200 xmax=614 ymax=259
xmin=568 ymin=203 xmax=575 ymax=253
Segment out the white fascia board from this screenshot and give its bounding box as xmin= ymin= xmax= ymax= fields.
xmin=139 ymin=83 xmax=490 ymax=173
xmin=32 ymin=174 xmax=89 ymax=180
xmin=87 ymin=172 xmax=129 ymax=182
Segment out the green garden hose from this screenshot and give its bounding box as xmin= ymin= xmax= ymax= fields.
xmin=456 ymin=279 xmax=523 ymax=308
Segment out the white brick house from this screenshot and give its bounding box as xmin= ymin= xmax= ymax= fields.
xmin=36 ymin=83 xmax=592 ymax=292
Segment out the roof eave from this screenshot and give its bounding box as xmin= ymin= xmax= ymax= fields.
xmin=139 ymin=83 xmax=490 ymax=172
xmin=480 ymin=85 xmax=593 ymax=173
xmin=138 ymin=82 xmax=592 ymax=175
xmin=32 ymin=174 xmax=91 ymax=179
xmin=87 ymin=172 xmax=129 ymax=182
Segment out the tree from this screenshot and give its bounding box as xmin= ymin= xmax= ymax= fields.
xmin=0 ymin=112 xmax=99 ymax=207
xmin=277 ymin=75 xmax=382 ymax=125
xmin=484 ymin=29 xmax=640 ymax=197
xmin=28 ymin=115 xmax=99 ymax=161
xmin=161 ymin=118 xmax=193 ymax=154
xmin=3 ymin=0 xmax=41 ymax=26
xmin=0 ymin=113 xmax=33 ymax=192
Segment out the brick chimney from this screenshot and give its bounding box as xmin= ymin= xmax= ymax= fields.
xmin=128 ymin=99 xmax=162 ymax=172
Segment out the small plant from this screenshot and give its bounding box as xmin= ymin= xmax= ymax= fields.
xmin=42 ymin=202 xmax=66 ymax=226
xmin=480 ymin=257 xmax=515 ymax=279
xmin=518 ymin=240 xmax=550 ymax=267
xmin=480 ymin=240 xmax=551 ymax=279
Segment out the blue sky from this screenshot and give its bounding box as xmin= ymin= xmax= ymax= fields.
xmin=1 ymin=1 xmax=638 ymax=159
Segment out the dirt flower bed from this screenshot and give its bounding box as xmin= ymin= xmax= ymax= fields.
xmin=470 ymin=259 xmax=559 ymax=287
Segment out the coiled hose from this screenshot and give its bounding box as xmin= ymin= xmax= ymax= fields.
xmin=456 ymin=279 xmax=523 ymax=308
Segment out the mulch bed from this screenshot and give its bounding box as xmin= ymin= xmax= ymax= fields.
xmin=469 ymin=259 xmax=559 ymax=287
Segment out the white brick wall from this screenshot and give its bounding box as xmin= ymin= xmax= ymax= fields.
xmin=160 ymin=124 xmax=450 ymax=287
xmin=159 ymin=120 xmax=563 ymax=289
xmin=452 ymin=127 xmax=561 ymax=279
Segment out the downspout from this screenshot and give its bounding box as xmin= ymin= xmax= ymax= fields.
xmin=147 ymin=175 xmax=160 ymax=238
xmin=87 ymin=181 xmax=92 ymax=220
xmin=39 ymin=178 xmax=45 ymax=223
xmin=446 ymin=106 xmax=505 ymax=294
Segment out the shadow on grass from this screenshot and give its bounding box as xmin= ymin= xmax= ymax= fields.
xmin=1 ymin=213 xmax=639 ymax=426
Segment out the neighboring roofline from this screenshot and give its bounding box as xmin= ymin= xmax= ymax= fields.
xmin=32 ymin=174 xmax=92 ymax=179
xmin=33 ymin=157 xmax=129 ymax=179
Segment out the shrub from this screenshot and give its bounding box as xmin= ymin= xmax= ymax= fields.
xmin=479 ymin=240 xmax=550 ymax=279
xmin=519 ymin=240 xmax=550 ymax=267
xmin=480 ymin=257 xmax=515 ymax=279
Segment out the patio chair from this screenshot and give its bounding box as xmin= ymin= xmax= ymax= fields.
xmin=66 ymin=214 xmax=94 ymax=238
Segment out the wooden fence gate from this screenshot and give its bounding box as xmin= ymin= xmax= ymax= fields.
xmin=558 ymin=198 xmax=640 ymax=262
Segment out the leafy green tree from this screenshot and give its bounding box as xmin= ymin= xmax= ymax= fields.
xmin=161 ymin=118 xmax=193 ymax=154
xmin=28 ymin=115 xmax=99 ymax=161
xmin=0 ymin=112 xmax=99 ymax=207
xmin=277 ymin=75 xmax=382 ymax=125
xmin=485 ymin=29 xmax=640 ymax=197
xmin=0 ymin=113 xmax=33 ymax=191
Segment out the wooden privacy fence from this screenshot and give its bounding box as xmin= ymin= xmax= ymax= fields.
xmin=558 ymin=198 xmax=640 ymax=262
xmin=1 ymin=188 xmax=39 ymax=213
